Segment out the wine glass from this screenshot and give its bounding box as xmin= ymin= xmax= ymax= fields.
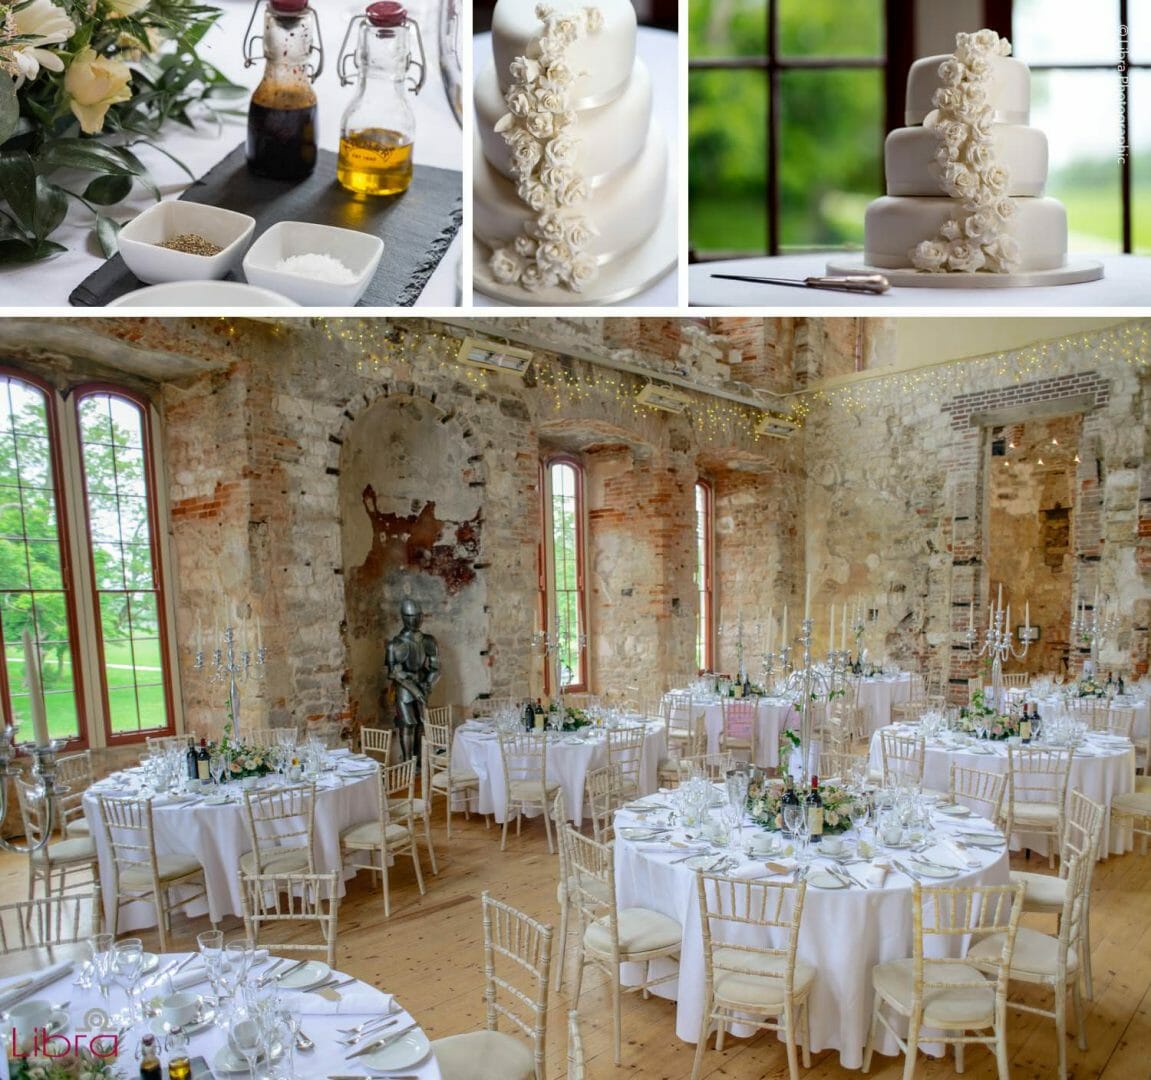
xmin=782 ymin=802 xmax=804 ymax=841
xmin=112 ymin=938 xmax=145 ymax=1025
xmin=197 ymin=929 xmax=225 ymax=1006
xmin=88 ymin=933 xmax=116 ymax=1019
xmin=227 ymin=1009 xmax=264 ymax=1076
xmin=850 ymin=796 xmax=871 ymax=844
xmin=210 ymin=752 xmax=227 ymax=787
xmin=223 ymin=939 xmax=255 ymax=1000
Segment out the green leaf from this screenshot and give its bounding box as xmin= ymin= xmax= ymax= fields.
xmin=84 ymin=173 xmax=134 ymax=206
xmin=0 ymin=78 xmax=18 ymax=146
xmin=0 ymin=238 xmax=44 ymax=264
xmin=95 ymin=213 xmax=121 ymax=259
xmin=32 ymin=178 xmax=67 ymax=240
xmin=0 ymin=151 xmax=38 ymax=232
xmin=37 ymin=141 xmax=140 ymax=176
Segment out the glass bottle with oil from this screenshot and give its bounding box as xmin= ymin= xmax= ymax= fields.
xmin=242 ymin=0 xmax=325 ymax=180
xmin=336 ymin=1 xmax=426 ymax=196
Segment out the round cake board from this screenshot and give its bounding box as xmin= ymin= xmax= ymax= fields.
xmin=824 ymin=256 xmax=1105 ymax=289
xmin=473 ymin=186 xmax=677 ymax=306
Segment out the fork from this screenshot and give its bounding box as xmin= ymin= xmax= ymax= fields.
xmin=337 ymin=1017 xmax=402 ymax=1047
xmin=337 ymin=1000 xmax=401 ymax=1035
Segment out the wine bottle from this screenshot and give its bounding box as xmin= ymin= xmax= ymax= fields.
xmin=806 ymin=776 xmax=824 ymax=842
xmin=1118 ymin=674 xmax=1126 ymax=695
xmin=1030 ymin=700 xmax=1042 ymax=740
xmin=139 ymin=1034 xmax=163 ymax=1080
xmin=742 ymin=674 xmax=752 ymax=698
xmin=1020 ymin=703 xmax=1032 ymax=744
xmin=185 ymin=738 xmax=198 ymax=781
xmin=781 ymin=777 xmax=799 ymax=835
xmin=195 ymin=738 xmax=211 ymax=782
xmin=733 ymin=678 xmax=744 ymax=699
xmin=522 ymin=699 xmax=535 ymax=730
xmin=534 ymin=698 xmax=546 ymax=731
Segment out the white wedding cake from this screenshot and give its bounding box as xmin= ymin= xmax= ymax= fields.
xmin=842 ymin=29 xmax=1097 ymax=281
xmin=473 ymin=0 xmax=674 ymax=301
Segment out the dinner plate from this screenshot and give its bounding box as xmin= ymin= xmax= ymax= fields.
xmin=203 ymin=794 xmax=231 ymax=806
xmin=618 ymin=827 xmax=664 ymax=841
xmin=807 ymin=871 xmax=848 ymax=889
xmin=360 ymin=1028 xmax=431 ymax=1071
xmin=937 ymin=803 xmax=972 ymax=816
xmin=150 ymin=1005 xmax=216 ymax=1037
xmin=212 ymin=1041 xmax=284 ymax=1074
xmin=911 ymin=861 xmax=959 ymax=879
xmin=683 ymin=854 xmax=726 ymax=870
xmin=960 ymin=833 xmax=1006 ymax=848
xmin=140 ymin=952 xmax=160 ymax=975
xmin=277 ymin=960 xmax=331 ymax=990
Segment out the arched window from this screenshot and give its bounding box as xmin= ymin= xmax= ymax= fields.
xmin=76 ymin=389 xmax=174 ymax=742
xmin=543 ymin=457 xmax=588 ymax=693
xmin=0 ymin=369 xmax=176 ymax=748
xmin=695 ymin=480 xmax=714 ymax=672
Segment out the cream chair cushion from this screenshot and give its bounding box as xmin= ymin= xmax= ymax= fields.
xmin=508 ymin=778 xmax=561 ymax=802
xmin=63 ymin=818 xmax=92 ymax=837
xmin=585 ymin=907 xmax=681 ymax=958
xmin=387 ymin=797 xmax=428 ymax=816
xmin=1113 ymin=790 xmax=1151 ymax=815
xmin=239 ymin=848 xmax=312 ymax=875
xmin=712 ymin=948 xmax=816 ymax=1009
xmin=1011 ymin=802 xmax=1060 ymax=824
xmin=119 ymin=853 xmax=201 ymax=888
xmin=340 ymin=821 xmax=411 ymax=848
xmin=968 ymin=926 xmax=1078 ymax=978
xmin=31 ymin=837 xmax=96 ymax=864
xmin=873 ymin=958 xmax=997 ymax=1027
xmin=430 ymin=769 xmax=478 ymax=789
xmin=1011 ymin=869 xmax=1067 ymax=912
xmin=431 ymin=1030 xmax=535 ymax=1080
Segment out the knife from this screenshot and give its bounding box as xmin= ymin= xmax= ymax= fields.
xmin=345 ymin=1022 xmax=418 ymax=1060
xmin=272 ymin=959 xmax=308 ymax=983
xmin=710 ymin=272 xmax=891 ymax=294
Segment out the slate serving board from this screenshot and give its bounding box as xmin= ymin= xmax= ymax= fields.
xmin=70 ymin=143 xmax=462 ymax=308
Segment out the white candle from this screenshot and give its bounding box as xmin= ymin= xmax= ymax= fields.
xmin=829 ymin=603 xmax=835 ymax=651
xmin=804 ymin=574 xmax=812 ymax=622
xmin=1006 ymin=603 xmax=1011 ymax=633
xmin=1024 ymin=602 xmax=1029 ymax=630
xmin=782 ymin=605 xmax=788 ymax=644
xmin=968 ymin=600 xmax=974 ymax=633
xmin=1094 ymin=586 xmax=1100 ymax=612
xmin=841 ymin=604 xmax=848 ymax=653
xmin=256 ymin=613 xmax=263 ymax=651
xmin=766 ymin=607 xmax=774 ymax=657
xmin=997 ymin=583 xmax=1003 ymax=611
xmin=23 ymin=629 xmax=49 ymax=748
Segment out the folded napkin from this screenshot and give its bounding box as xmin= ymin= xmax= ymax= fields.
xmin=764 ymin=858 xmax=797 ymax=876
xmin=937 ymin=839 xmax=980 ymax=869
xmin=0 ymin=962 xmax=72 ymax=1011
xmin=328 ymin=748 xmax=352 ymax=759
xmin=288 ymin=987 xmax=392 ymax=1015
xmin=866 ymin=863 xmax=891 ymax=889
xmin=636 ymin=840 xmax=707 ymax=854
xmin=728 ymin=862 xmax=772 ymax=880
xmin=153 ymin=792 xmax=200 ymax=807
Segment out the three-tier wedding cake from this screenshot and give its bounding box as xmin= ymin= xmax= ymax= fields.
xmin=829 ymin=28 xmax=1102 ymax=285
xmin=473 ymin=0 xmax=675 ymax=303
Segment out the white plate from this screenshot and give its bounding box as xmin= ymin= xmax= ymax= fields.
xmin=619 ymin=828 xmax=664 ymax=841
xmin=140 ymin=952 xmax=160 ymax=975
xmin=203 ymin=794 xmax=231 ymax=806
xmin=910 ymin=861 xmax=959 ymax=879
xmin=277 ymin=960 xmax=331 ymax=990
xmin=150 ymin=1005 xmax=216 ymax=1037
xmin=212 ymin=1041 xmax=284 ymax=1074
xmin=960 ymin=833 xmax=1005 ymax=848
xmin=683 ymin=854 xmax=725 ymax=871
xmin=937 ymin=803 xmax=971 ymax=816
xmin=360 ymin=1028 xmax=431 ymax=1071
xmin=807 ymin=871 xmax=848 ymax=890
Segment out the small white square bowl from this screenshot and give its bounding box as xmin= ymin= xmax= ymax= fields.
xmin=118 ymin=202 xmax=256 ymax=284
xmin=242 ymin=221 xmax=384 ymax=307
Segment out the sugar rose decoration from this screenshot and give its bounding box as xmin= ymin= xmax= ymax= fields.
xmin=489 ymin=4 xmax=601 ymax=292
xmin=911 ymin=29 xmax=1022 ymax=274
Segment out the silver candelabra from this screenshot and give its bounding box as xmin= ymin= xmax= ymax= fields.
xmin=531 ymin=620 xmax=584 ymax=705
xmin=194 ymin=624 xmax=266 ymax=738
xmin=1070 ymin=593 xmax=1118 ymax=675
xmin=966 ymin=586 xmax=1030 ymax=708
xmin=777 ymin=619 xmax=849 ymax=788
xmin=0 ymin=727 xmax=66 ymax=854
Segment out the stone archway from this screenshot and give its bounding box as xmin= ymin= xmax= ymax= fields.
xmin=337 ymin=390 xmax=488 ymax=732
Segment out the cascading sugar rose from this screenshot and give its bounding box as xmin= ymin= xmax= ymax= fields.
xmin=910 ymin=29 xmax=1022 ymax=274
xmin=488 ymin=4 xmax=603 ymax=292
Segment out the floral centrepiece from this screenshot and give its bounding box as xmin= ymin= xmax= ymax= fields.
xmin=1076 ymin=677 xmax=1107 ymax=698
xmin=910 ymin=29 xmax=1021 ymax=275
xmin=217 ymin=723 xmax=276 ymax=778
xmin=488 ymin=3 xmax=601 ymax=292
xmin=745 ymin=777 xmax=852 ymax=834
xmin=0 ymin=0 xmax=242 ymax=263
xmin=957 ymin=687 xmax=1020 ymax=740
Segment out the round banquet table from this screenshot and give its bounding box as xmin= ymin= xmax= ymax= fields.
xmin=867 ymin=725 xmax=1136 ymax=857
xmin=451 ymin=719 xmax=666 ymax=826
xmin=666 ymin=693 xmax=798 ymax=768
xmin=612 ymin=799 xmax=1009 ymax=1069
xmin=855 ymin=674 xmax=913 ymax=734
xmin=82 ymin=754 xmax=380 ymax=933
xmin=1010 ymin=692 xmax=1150 ymax=748
xmin=0 ymin=951 xmax=441 ymax=1078
xmin=689 ymin=253 xmax=1151 ymax=308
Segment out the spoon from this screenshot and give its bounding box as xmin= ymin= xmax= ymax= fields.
xmin=295 ymin=1029 xmax=315 ymax=1052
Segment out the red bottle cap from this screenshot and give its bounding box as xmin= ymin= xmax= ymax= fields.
xmin=367 ymin=1 xmax=406 ymax=27
xmin=270 ymin=0 xmax=309 ymax=13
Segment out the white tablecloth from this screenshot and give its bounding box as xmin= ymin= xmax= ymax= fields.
xmin=689 ymin=253 xmax=1151 ymax=308
xmin=451 ymin=721 xmax=666 ymax=826
xmin=1 ymin=0 xmax=461 ymax=308
xmin=0 ymin=952 xmax=440 ymax=1080
xmin=681 ymin=695 xmax=798 ymax=768
xmin=83 ymin=759 xmax=380 ymax=932
xmin=612 ymin=804 xmax=1009 ymax=1069
xmin=855 ymin=675 xmax=913 ymax=734
xmin=868 ymin=726 xmax=1136 ymax=857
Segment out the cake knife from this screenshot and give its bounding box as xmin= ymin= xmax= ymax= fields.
xmin=710 ymin=273 xmax=891 ymax=294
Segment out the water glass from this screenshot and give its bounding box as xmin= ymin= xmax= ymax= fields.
xmin=112 ymin=938 xmax=145 ymax=1024
xmin=197 ymin=929 xmax=225 ymax=1005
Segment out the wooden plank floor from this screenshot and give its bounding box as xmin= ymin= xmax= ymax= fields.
xmin=3 ymin=814 xmax=1148 ymax=1079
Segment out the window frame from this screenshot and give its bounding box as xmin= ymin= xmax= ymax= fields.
xmin=0 ymin=367 xmax=179 ymax=750
xmin=74 ymin=383 xmax=177 ymax=747
xmin=695 ymin=479 xmax=715 ymax=673
xmin=0 ymin=366 xmax=90 ymax=749
xmin=541 ymin=454 xmax=589 ymax=696
xmin=689 ymin=0 xmax=910 ymax=257
xmin=988 ymin=0 xmax=1145 ymax=253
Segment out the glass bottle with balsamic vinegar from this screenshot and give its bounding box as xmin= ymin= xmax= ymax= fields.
xmin=243 ymin=0 xmax=324 ymax=180
xmin=336 ymin=1 xmax=426 ymax=196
